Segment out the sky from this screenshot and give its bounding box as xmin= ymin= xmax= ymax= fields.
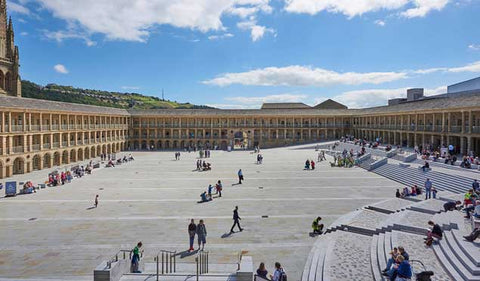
xmin=8 ymin=0 xmax=480 ymax=109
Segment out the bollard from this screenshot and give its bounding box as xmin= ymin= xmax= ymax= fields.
xmin=156 ymin=256 xmax=159 ymax=281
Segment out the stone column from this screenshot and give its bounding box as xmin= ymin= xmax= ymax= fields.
xmin=8 ymin=112 xmax=12 ymax=133
xmin=462 ymin=111 xmax=465 ymax=134
xmin=467 ymin=136 xmax=472 ymax=154
xmin=469 ymin=111 xmax=473 ymax=134
xmin=1 ymin=111 xmax=4 ymax=133
xmin=461 ymin=137 xmax=466 ymax=155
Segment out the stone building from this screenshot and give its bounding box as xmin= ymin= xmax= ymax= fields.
xmin=1 ymin=6 xmax=480 ymax=179
xmin=0 ymin=0 xmax=20 ymax=97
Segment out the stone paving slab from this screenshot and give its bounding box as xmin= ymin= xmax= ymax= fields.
xmin=0 ymin=145 xmax=401 ymax=280
xmin=323 ymin=231 xmax=373 ymax=281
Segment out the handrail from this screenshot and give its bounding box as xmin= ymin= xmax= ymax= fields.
xmin=196 ymin=251 xmax=209 ymax=281
xmin=154 ymin=250 xmax=176 ymax=280
xmin=106 ymin=249 xmax=140 ymax=269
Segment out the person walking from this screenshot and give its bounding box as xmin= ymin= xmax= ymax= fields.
xmin=425 ymin=178 xmax=432 ymax=200
xmin=230 ymin=206 xmax=243 ymax=233
xmin=196 ymin=219 xmax=207 ymax=250
xmin=94 ymin=194 xmax=99 ymax=208
xmin=473 ymin=179 xmax=479 ymax=192
xmin=216 ymin=180 xmax=223 ymax=197
xmin=131 ymin=242 xmax=142 ymax=273
xmin=238 ymin=169 xmax=244 ymax=184
xmin=188 ymin=219 xmax=197 ymax=252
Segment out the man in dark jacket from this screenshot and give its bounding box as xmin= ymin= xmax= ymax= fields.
xmin=188 ymin=219 xmax=196 ymax=252
xmin=230 ymin=206 xmax=243 ymax=233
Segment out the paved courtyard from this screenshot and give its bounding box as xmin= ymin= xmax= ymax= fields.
xmin=0 ymin=143 xmax=402 ymax=280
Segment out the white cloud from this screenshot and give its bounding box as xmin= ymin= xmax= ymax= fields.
xmin=469 ymin=44 xmax=480 ymax=51
xmin=208 ymin=33 xmax=234 ymax=40
xmin=328 ymin=86 xmax=447 ymax=108
xmin=400 ymin=0 xmax=449 ymax=18
xmin=203 ymin=65 xmax=408 ymax=87
xmin=20 ymin=31 xmax=28 ymax=36
xmin=8 ymin=2 xmax=31 ymax=14
xmin=43 ymin=29 xmax=97 ymax=46
xmin=237 ymin=15 xmax=275 ymax=41
xmin=53 ymin=64 xmax=68 ymax=74
xmin=284 ymin=0 xmax=448 ymax=18
xmin=205 ymin=103 xmax=260 ymax=109
xmin=32 ymin=0 xmax=273 ymax=42
xmin=415 ymin=61 xmax=480 ymax=74
xmin=374 ymin=20 xmax=385 ymax=26
xmin=447 ymin=61 xmax=480 ymax=73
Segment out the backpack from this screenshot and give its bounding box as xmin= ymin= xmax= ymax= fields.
xmin=278 ymin=269 xmax=287 ymax=281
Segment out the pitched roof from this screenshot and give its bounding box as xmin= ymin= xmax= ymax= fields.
xmin=0 ymin=95 xmax=129 ymax=115
xmin=314 ymin=99 xmax=348 ymax=110
xmin=261 ymin=103 xmax=311 ymax=109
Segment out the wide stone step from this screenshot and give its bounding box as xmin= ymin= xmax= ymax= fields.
xmin=370 ymin=234 xmax=384 ymax=281
xmin=435 ymin=237 xmax=480 ymax=281
xmin=451 ymin=229 xmax=480 ymax=267
xmin=444 ymin=231 xmax=480 ymax=275
xmin=120 ymin=274 xmax=237 ymax=281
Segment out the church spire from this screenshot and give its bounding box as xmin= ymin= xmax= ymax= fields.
xmin=6 ymin=16 xmax=14 ymax=58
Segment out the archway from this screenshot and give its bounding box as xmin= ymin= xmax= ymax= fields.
xmin=0 ymin=70 xmax=4 ymax=90
xmin=165 ymin=140 xmax=170 ymax=149
xmin=62 ymin=150 xmax=69 ymax=164
xmin=0 ymin=159 xmax=4 ymax=178
xmin=157 ymin=141 xmax=162 ymax=150
xmin=70 ymin=149 xmax=77 ymax=162
xmin=96 ymin=145 xmax=101 ymax=156
xmin=91 ymin=146 xmax=96 ymax=158
xmin=84 ymin=147 xmax=90 ymax=159
xmin=53 ymin=152 xmax=61 ymax=166
xmin=173 ymin=140 xmax=178 ymax=149
xmin=32 ymin=155 xmax=41 ymax=171
xmin=149 ymin=140 xmax=155 ymax=150
xmin=13 ymin=157 xmax=25 ymax=175
xmin=43 ymin=153 xmax=52 ymax=168
xmin=78 ymin=148 xmax=84 ymax=161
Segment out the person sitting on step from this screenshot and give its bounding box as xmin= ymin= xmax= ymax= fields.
xmin=464 ymin=227 xmax=480 ymax=242
xmin=425 ymin=221 xmax=442 ymax=246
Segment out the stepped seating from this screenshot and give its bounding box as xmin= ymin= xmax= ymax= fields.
xmin=412 ymin=158 xmax=480 ymax=174
xmin=372 ymin=163 xmax=473 ymax=194
xmin=301 ymin=236 xmax=332 ymax=281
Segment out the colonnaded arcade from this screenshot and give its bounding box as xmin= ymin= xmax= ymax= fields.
xmin=2 ymin=91 xmax=480 ymax=179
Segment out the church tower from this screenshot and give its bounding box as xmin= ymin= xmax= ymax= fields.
xmin=0 ymin=0 xmax=21 ymax=97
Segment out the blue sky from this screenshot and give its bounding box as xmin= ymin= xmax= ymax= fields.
xmin=8 ymin=0 xmax=480 ymax=108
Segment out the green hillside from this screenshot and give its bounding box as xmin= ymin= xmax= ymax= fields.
xmin=21 ymin=80 xmax=212 ymax=109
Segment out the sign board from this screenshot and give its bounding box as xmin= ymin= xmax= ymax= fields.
xmin=5 ymin=181 xmax=17 ymax=197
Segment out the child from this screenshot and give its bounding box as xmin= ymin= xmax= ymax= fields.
xmin=432 ymin=187 xmax=437 ymax=199
xmin=94 ymin=195 xmax=99 ymax=208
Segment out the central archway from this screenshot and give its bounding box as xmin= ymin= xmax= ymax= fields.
xmin=13 ymin=157 xmax=25 ymax=175
xmin=32 ymin=155 xmax=41 ymax=171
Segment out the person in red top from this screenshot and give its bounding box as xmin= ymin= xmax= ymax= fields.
xmin=310 ymin=160 xmax=315 ymax=170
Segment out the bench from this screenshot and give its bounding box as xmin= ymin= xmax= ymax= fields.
xmin=399 ymin=163 xmax=410 ymax=168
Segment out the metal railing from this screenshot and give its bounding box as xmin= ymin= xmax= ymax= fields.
xmin=196 ymin=251 xmax=209 ymax=281
xmin=154 ymin=250 xmax=176 ymax=280
xmin=106 ymin=249 xmax=139 ymax=269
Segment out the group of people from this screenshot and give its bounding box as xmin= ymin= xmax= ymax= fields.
xmin=198 ymin=149 xmax=211 ymax=158
xmin=196 ymin=159 xmax=212 ymax=171
xmin=395 ymin=184 xmax=426 ymax=198
xmin=256 ymin=262 xmax=287 ymax=281
xmin=382 ymin=246 xmax=412 ymax=280
xmin=188 ymin=219 xmax=208 ymax=252
xmin=174 ymin=151 xmax=181 ymax=160
xmin=199 ymin=180 xmax=223 ymax=202
xmin=304 ymin=159 xmax=316 ymax=170
xmin=48 ymin=170 xmax=74 ymax=186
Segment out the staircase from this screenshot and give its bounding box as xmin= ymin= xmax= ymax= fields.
xmin=372 ymin=163 xmax=473 ymax=194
